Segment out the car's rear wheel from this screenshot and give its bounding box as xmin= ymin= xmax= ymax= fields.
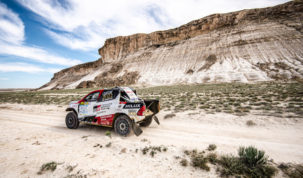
xmin=114 ymin=115 xmax=132 ymax=136
xmin=139 ymin=115 xmax=153 ymax=127
xmin=65 ymin=112 xmax=79 ymax=129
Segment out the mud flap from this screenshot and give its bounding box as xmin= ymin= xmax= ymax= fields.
xmin=153 ymin=115 xmax=160 ymax=125
xmin=132 ymin=122 xmax=143 ymax=136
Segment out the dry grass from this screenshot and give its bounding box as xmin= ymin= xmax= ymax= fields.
xmin=1 ymin=82 xmax=302 ymax=118
xmin=180 ymin=159 xmax=188 ymax=167
xmin=207 ymin=144 xmax=217 ymax=151
xmin=141 ymin=145 xmax=168 ymax=157
xmin=246 ymin=120 xmax=256 ymax=126
xmin=278 ymin=163 xmax=303 ymax=178
xmin=137 ymin=82 xmax=303 ymax=118
xmin=37 ymin=161 xmax=58 ymax=175
xmin=183 ymin=146 xmax=278 ymax=177
xmin=164 ymin=113 xmax=176 ymax=119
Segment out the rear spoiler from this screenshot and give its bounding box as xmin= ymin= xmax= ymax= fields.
xmin=144 ymin=99 xmax=160 ymax=114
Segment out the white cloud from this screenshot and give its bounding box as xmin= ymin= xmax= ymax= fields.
xmin=0 ymin=2 xmax=24 ymax=45
xmin=0 ymin=42 xmax=81 ymax=66
xmin=16 ymin=0 xmax=290 ymax=51
xmin=0 ymin=1 xmax=81 ymax=66
xmin=45 ymin=28 xmax=105 ymax=51
xmin=0 ymin=62 xmax=60 ymax=73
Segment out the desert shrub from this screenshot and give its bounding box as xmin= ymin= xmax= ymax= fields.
xmin=279 ymin=163 xmax=303 ymax=178
xmin=184 ymin=150 xmax=190 ymax=156
xmin=105 ymin=131 xmax=111 ymax=138
xmin=141 ymin=145 xmax=168 ymax=157
xmin=164 ymin=113 xmax=176 ymax=119
xmin=141 ymin=138 xmax=148 ymax=142
xmin=246 ymin=120 xmax=256 ymax=126
xmin=206 ymin=153 xmax=218 ymax=165
xmin=217 ymin=155 xmax=243 ymax=177
xmin=180 ymin=159 xmax=188 ymax=167
xmin=238 ymin=146 xmax=267 ymax=167
xmin=66 ymin=164 xmax=77 ymax=173
xmin=207 ymin=144 xmax=217 ymax=151
xmin=38 ymin=161 xmax=57 ymax=174
xmin=217 ymin=146 xmax=277 ymax=178
xmin=105 ymin=142 xmax=112 ymax=147
xmin=191 ymin=153 xmax=210 ymax=171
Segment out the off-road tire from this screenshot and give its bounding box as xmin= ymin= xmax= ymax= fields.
xmin=139 ymin=116 xmax=153 ymax=127
xmin=65 ymin=112 xmax=79 ymax=129
xmin=114 ymin=115 xmax=133 ymax=136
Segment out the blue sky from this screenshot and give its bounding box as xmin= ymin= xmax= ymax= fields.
xmin=0 ymin=0 xmax=289 ymax=88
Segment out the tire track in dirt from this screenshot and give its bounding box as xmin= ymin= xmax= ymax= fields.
xmin=0 ymin=109 xmax=302 ymax=163
xmin=0 ymin=110 xmax=64 ymax=127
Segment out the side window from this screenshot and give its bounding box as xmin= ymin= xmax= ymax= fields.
xmin=100 ymin=90 xmax=119 ymax=102
xmin=120 ymin=91 xmax=130 ymax=102
xmin=85 ymin=92 xmax=100 ymax=102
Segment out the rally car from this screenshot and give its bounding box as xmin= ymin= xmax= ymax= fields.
xmin=65 ymin=87 xmax=160 ymax=136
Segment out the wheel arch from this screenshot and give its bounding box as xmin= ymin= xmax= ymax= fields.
xmin=112 ymin=113 xmax=130 ymax=127
xmin=66 ymin=108 xmax=78 ymax=116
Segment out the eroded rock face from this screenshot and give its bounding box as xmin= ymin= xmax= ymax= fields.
xmin=76 ymin=81 xmax=96 ymax=89
xmin=93 ymin=71 xmax=140 ymax=87
xmin=98 ymin=1 xmax=303 ymax=62
xmin=40 ymin=1 xmax=303 ymax=90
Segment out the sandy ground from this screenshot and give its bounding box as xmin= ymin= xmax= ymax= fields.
xmin=0 ymin=103 xmax=302 ymax=177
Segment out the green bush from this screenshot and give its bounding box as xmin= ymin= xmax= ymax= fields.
xmin=279 ymin=163 xmax=303 ymax=178
xmin=238 ymin=146 xmax=267 ymax=167
xmin=37 ymin=161 xmax=57 ymax=175
xmin=217 ymin=155 xmax=243 ymax=177
xmin=207 ymin=144 xmax=217 ymax=151
xmin=216 ymin=146 xmax=277 ymax=178
xmin=180 ymin=159 xmax=188 ymax=167
xmin=206 ymin=153 xmax=218 ymax=165
xmin=105 ymin=131 xmax=111 ymax=138
xmin=191 ymin=153 xmax=210 ymax=171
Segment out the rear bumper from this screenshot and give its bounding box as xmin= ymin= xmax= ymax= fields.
xmin=130 ymin=109 xmax=154 ymax=123
xmin=131 ymin=115 xmax=145 ymax=123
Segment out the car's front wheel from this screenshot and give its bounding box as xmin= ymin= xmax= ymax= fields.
xmin=114 ymin=115 xmax=132 ymax=136
xmin=65 ymin=112 xmax=79 ymax=129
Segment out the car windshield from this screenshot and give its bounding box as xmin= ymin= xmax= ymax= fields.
xmin=85 ymin=92 xmax=99 ymax=101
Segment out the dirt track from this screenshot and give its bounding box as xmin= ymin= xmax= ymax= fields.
xmin=0 ymin=104 xmax=302 ymax=177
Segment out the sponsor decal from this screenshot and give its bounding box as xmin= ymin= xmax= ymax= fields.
xmin=123 ymin=103 xmax=142 ymax=109
xmin=122 ymin=87 xmax=138 ymax=100
xmin=98 ymin=110 xmax=106 ymax=114
xmin=128 ymin=109 xmax=137 ymax=115
xmin=79 ymin=104 xmax=88 ymax=114
xmin=100 ymin=103 xmax=112 ymax=110
xmin=96 ymin=114 xmax=114 ymax=126
xmin=94 ymin=103 xmax=112 ymax=113
xmin=94 ymin=105 xmax=101 ymax=112
xmin=69 ymin=103 xmax=78 ymax=108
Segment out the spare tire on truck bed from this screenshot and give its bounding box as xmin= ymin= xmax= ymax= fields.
xmin=139 ymin=100 xmax=160 ymax=127
xmin=144 ymin=99 xmax=160 ymax=114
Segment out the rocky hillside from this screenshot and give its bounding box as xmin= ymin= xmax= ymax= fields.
xmin=40 ymin=0 xmax=303 ymax=90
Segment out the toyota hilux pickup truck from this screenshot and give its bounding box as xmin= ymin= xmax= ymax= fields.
xmin=65 ymin=87 xmax=160 ymax=136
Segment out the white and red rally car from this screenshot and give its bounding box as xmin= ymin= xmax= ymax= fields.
xmin=65 ymin=87 xmax=160 ymax=136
